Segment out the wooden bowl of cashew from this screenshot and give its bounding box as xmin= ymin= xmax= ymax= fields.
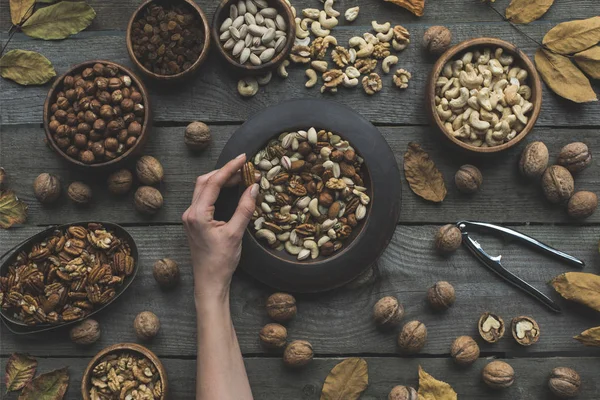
xmin=427 ymin=37 xmax=542 ymax=154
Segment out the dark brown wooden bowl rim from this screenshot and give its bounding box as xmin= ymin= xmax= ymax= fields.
xmin=211 ymin=0 xmax=296 ymax=73
xmin=81 ymin=343 xmax=168 ymax=400
xmin=427 ymin=37 xmax=543 ymax=154
xmin=126 ymin=0 xmax=212 ymax=80
xmin=43 ymin=60 xmax=151 ymax=169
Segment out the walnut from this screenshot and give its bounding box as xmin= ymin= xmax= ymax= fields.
xmin=136 ymin=155 xmax=164 ymax=186
xmin=478 ymin=312 xmax=505 ymax=343
xmin=422 ymin=26 xmax=452 ymax=55
xmin=323 ymin=69 xmax=344 ymax=88
xmin=290 ymin=45 xmax=311 ymax=63
xmin=134 ymin=186 xmax=164 ymax=215
xmin=67 ymin=181 xmax=92 ymax=205
xmin=362 ymin=73 xmax=382 ymax=95
xmin=548 ymin=367 xmax=581 ymax=398
xmin=283 ymin=340 xmax=313 ymax=367
xmin=450 ymin=336 xmax=480 ymax=366
xmin=435 ymin=224 xmax=462 ymax=254
xmin=69 ymin=318 xmax=101 ymax=345
xmin=427 ymin=281 xmax=455 ymax=311
xmin=107 ymin=169 xmax=133 ymax=195
xmin=542 ymin=165 xmax=574 ymax=204
xmin=397 ymin=320 xmax=427 ymax=354
xmin=482 ymin=360 xmax=515 ymax=389
xmin=33 ymin=173 xmax=61 ymax=203
xmin=259 ymin=323 xmax=288 ymax=348
xmin=393 ymin=69 xmax=412 ymax=89
xmin=454 ymin=164 xmax=483 ymax=194
xmin=511 ymin=316 xmax=540 ymax=346
xmin=567 ymin=191 xmax=598 ymax=219
xmin=388 ymin=385 xmax=418 ymax=400
xmin=392 ymin=25 xmax=411 ymax=50
xmin=519 ymin=141 xmax=549 ymax=179
xmin=310 ymin=37 xmax=329 ymax=60
xmin=372 ymin=42 xmax=391 ymax=59
xmin=373 ymin=296 xmax=404 ymax=327
xmin=331 ymin=46 xmax=351 ymax=67
xmin=184 ymin=121 xmax=211 ymax=151
xmin=266 ymin=292 xmax=297 ymax=322
xmin=354 ymin=58 xmax=377 ymax=74
xmin=557 ymin=142 xmax=591 ymax=173
xmin=134 ymin=311 xmax=160 ymax=340
xmin=153 ymin=258 xmax=180 ymax=289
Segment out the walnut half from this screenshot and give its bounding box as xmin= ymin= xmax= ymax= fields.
xmin=362 ymin=73 xmax=382 ymax=95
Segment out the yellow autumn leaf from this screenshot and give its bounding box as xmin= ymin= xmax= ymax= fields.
xmin=551 ymin=272 xmax=600 ymax=312
xmin=9 ymin=0 xmax=35 ymax=25
xmin=320 ymin=358 xmax=368 ymax=400
xmin=573 ymin=46 xmax=600 ymax=79
xmin=574 ymin=327 xmax=600 ymax=347
xmin=543 ymin=16 xmax=600 ymax=55
xmin=417 ymin=366 xmax=457 ymax=400
xmin=0 ymin=190 xmax=28 ymax=229
xmin=506 ymin=0 xmax=554 ymax=24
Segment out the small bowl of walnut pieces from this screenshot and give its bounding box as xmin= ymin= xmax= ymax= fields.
xmin=427 ymin=37 xmax=542 ymax=154
xmin=82 ymin=343 xmax=168 ymax=400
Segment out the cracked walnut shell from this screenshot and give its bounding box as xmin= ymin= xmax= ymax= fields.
xmin=362 ymin=73 xmax=382 ymax=95
xmin=283 ymin=340 xmax=313 ymax=367
xmin=478 ymin=312 xmax=505 ymax=343
xmin=393 ymin=69 xmax=412 ymax=89
xmin=511 ymin=316 xmax=540 ymax=346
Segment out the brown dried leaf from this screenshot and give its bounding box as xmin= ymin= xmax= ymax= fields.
xmin=551 ymin=272 xmax=600 ymax=312
xmin=0 ymin=190 xmax=28 ymax=229
xmin=9 ymin=0 xmax=35 ymax=25
xmin=506 ymin=0 xmax=554 ymax=24
xmin=18 ymin=368 xmax=69 ymax=400
xmin=320 ymin=358 xmax=368 ymax=400
xmin=384 ymin=0 xmax=424 ymax=17
xmin=403 ymin=142 xmax=447 ymax=203
xmin=534 ymin=49 xmax=597 ymax=103
xmin=418 ymin=366 xmax=457 ymax=400
xmin=574 ymin=46 xmax=600 ymax=79
xmin=574 ymin=327 xmax=600 ymax=347
xmin=543 ymin=16 xmax=600 ymax=55
xmin=5 ymin=353 xmax=37 ymax=393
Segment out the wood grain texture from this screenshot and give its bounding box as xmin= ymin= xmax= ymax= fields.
xmin=1 ymin=23 xmax=599 ymax=126
xmin=1 ymin=356 xmax=599 ymax=399
xmin=1 ymin=125 xmax=599 ymax=225
xmin=2 ymin=225 xmax=600 ymax=357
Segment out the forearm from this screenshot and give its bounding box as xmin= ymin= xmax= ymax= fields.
xmin=195 ymin=291 xmax=253 ymax=400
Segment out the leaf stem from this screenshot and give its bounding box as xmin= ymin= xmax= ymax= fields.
xmin=1 ymin=2 xmax=36 ymax=57
xmin=485 ymin=2 xmax=546 ymax=48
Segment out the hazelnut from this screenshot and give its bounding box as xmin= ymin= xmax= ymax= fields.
xmin=542 ymin=166 xmax=574 ymax=204
xmin=0 ymin=167 xmax=6 ymax=190
xmin=478 ymin=312 xmax=505 ymax=343
xmin=427 ymin=281 xmax=455 ymax=311
xmin=435 ymin=224 xmax=462 ymax=254
xmin=107 ymin=169 xmax=133 ymax=195
xmin=283 ymin=340 xmax=313 ymax=367
xmin=519 ymin=141 xmax=549 ymax=179
xmin=134 ymin=186 xmax=164 ymax=215
xmin=266 ymin=292 xmax=297 ymax=322
xmin=557 ymin=142 xmax=592 ymax=173
xmin=422 ymin=26 xmax=452 ymax=55
xmin=450 ymin=336 xmax=480 ymax=366
xmin=80 ymin=150 xmax=95 ymax=164
xmin=511 ymin=316 xmax=540 ymax=346
xmin=567 ymin=191 xmax=597 ymax=219
xmin=548 ymin=367 xmax=581 ymax=399
xmin=482 ymin=360 xmax=515 ymax=389
xmin=134 ymin=311 xmax=160 ymax=340
xmin=388 ymin=385 xmax=418 ymax=400
xmin=136 ymin=155 xmax=164 ymax=186
xmin=69 ymin=319 xmax=101 ymax=345
xmin=152 ymin=258 xmax=180 ymax=289
xmin=373 ymin=296 xmax=404 ymax=327
xmin=397 ymin=320 xmax=427 ymax=354
xmin=259 ymin=323 xmax=288 ymax=348
xmin=128 ymin=121 xmax=142 ymax=136
xmin=67 ymin=181 xmax=92 ymax=205
xmin=454 ymin=164 xmax=482 ymax=194
xmin=184 ymin=121 xmax=212 ymax=151
xmin=33 ymin=173 xmax=61 ymax=203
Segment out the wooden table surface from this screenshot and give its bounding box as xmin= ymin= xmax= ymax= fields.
xmin=1 ymin=0 xmax=600 ymax=398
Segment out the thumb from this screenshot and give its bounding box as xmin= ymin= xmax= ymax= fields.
xmin=228 ymin=184 xmax=259 ymax=234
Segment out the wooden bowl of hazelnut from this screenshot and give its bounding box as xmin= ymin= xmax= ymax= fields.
xmin=43 ymin=60 xmax=150 ymax=170
xmin=427 ymin=37 xmax=542 ymax=154
xmin=81 ymin=343 xmax=167 ymax=400
xmin=126 ymin=0 xmax=211 ymax=81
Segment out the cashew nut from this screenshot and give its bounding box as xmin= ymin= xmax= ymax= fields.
xmin=363 ymin=32 xmax=379 ymax=45
xmin=284 ymin=240 xmax=303 ymax=255
xmin=294 ymin=18 xmax=310 ymax=39
xmin=518 ymin=85 xmax=532 ymax=100
xmin=305 ymin=69 xmax=318 ymax=88
xmin=449 ymin=87 xmax=469 ymax=109
xmin=345 ymin=66 xmax=360 ymax=79
xmin=461 ymin=52 xmax=474 ymax=65
xmin=302 ymin=8 xmax=320 ymax=19
xmin=277 ymin=59 xmax=290 ymax=78
xmin=512 ymin=104 xmax=528 ymax=125
xmin=469 ymin=111 xmax=491 ymax=131
xmin=345 ymin=6 xmax=359 ymax=22
xmin=257 ymin=72 xmax=272 ymax=86
xmin=488 ymin=59 xmax=504 ymax=76
xmin=371 ymin=21 xmax=391 ymax=33
xmin=493 ymin=78 xmax=509 ymax=92
xmin=308 ymin=198 xmax=320 ymax=217
xmin=444 ymin=79 xmax=461 ymax=99
xmin=436 ymin=99 xmax=453 ymax=121
xmin=495 ymin=48 xmax=514 ymax=66
xmin=324 ymin=0 xmax=340 ymax=17
xmin=467 ymin=95 xmax=480 ymax=111
xmin=459 ymin=65 xmax=484 ymax=89
xmin=477 ymin=87 xmax=493 ymax=111
xmin=342 ymin=73 xmax=359 ymax=87
xmin=493 ymin=120 xmax=510 ymax=140
xmin=323 ymin=35 xmax=338 ymax=46
xmin=451 ymin=60 xmax=464 ymax=78
xmin=452 ymin=125 xmax=471 ymax=139
xmin=238 ymin=77 xmax=259 ymax=97
xmin=294 ymin=36 xmax=310 ymax=46
xmin=377 ymin=29 xmax=394 ymax=43
xmin=319 ymin=10 xmax=338 ymax=29
xmin=303 ymin=240 xmax=319 ymax=259
xmin=311 ymin=21 xmax=330 ymax=37
xmin=311 ymin=60 xmax=328 ymax=72
xmin=481 ymin=68 xmax=493 ymax=87
xmin=477 ymin=48 xmax=491 ymax=64
xmin=504 ymin=84 xmax=521 ymax=106
xmin=392 ymin=39 xmax=408 ymax=51
xmin=256 ymin=229 xmax=277 ymax=245
xmin=381 ymin=55 xmax=398 ymax=74
xmin=442 ymin=63 xmax=453 ymax=78
xmin=485 ymin=129 xmax=503 ymax=147
xmin=349 ymin=36 xmax=367 ymax=48
xmin=521 ymin=100 xmax=533 ymax=115
xmin=348 ymin=48 xmax=357 ymax=63
xmin=356 ymin=43 xmax=374 ymax=58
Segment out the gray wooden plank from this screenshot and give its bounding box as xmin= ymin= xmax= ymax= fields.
xmin=1 ymin=125 xmax=599 ymax=225
xmin=1 ymin=356 xmax=599 ymax=399
xmin=2 ymin=225 xmax=600 ymax=358
xmin=1 ymin=22 xmax=599 ymax=126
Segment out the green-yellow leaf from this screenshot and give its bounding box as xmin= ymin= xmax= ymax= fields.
xmin=534 ymin=48 xmax=598 ymax=103
xmin=5 ymin=353 xmax=37 ymax=393
xmin=320 ymin=358 xmax=368 ymax=400
xmin=0 ymin=190 xmax=28 ymax=229
xmin=417 ymin=366 xmax=457 ymax=400
xmin=543 ymin=16 xmax=600 ymax=55
xmin=21 ymin=1 xmax=96 ymax=40
xmin=0 ymin=50 xmax=56 ymax=86
xmin=18 ymin=368 xmax=69 ymax=400
xmin=551 ymin=272 xmax=600 ymax=312
xmin=573 ymin=46 xmax=600 ymax=79
xmin=10 ymin=0 xmax=35 ymax=25
xmin=574 ymin=326 xmax=600 ymax=347
xmin=506 ymin=0 xmax=554 ymax=24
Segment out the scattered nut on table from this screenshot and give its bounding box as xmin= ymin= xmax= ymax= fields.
xmin=397 ymin=320 xmax=427 ymax=354
xmin=185 ymin=121 xmax=211 ymax=151
xmin=478 ymin=312 xmax=505 ymax=343
xmin=482 ymin=360 xmax=515 ymax=389
xmin=422 ymin=26 xmax=452 ymax=55
xmin=511 ymin=315 xmax=540 ymax=346
xmin=393 ymin=69 xmax=411 ymax=89
xmin=283 ymin=339 xmax=313 ymax=367
xmin=33 ymin=173 xmax=61 ymax=204
xmin=435 ymin=224 xmax=462 ymax=254
xmin=136 ymin=155 xmax=164 ymax=186
xmin=450 ymin=336 xmax=480 ymax=366
xmin=388 ymin=385 xmax=418 ymax=400
xmin=134 ymin=186 xmax=164 ymax=215
xmin=266 ymin=292 xmax=297 ymax=322
xmin=557 ymin=142 xmax=592 ymax=173
xmin=67 ymin=181 xmax=92 ymax=205
xmin=567 ymin=191 xmax=598 ymax=219
xmin=454 ymin=164 xmax=482 ymax=194
xmin=70 ymin=318 xmax=101 ymax=345
xmin=259 ymin=323 xmax=288 ymax=348
xmin=134 ymin=311 xmax=160 ymax=341
xmin=153 ymin=258 xmax=180 ymax=289
xmin=541 ymin=165 xmax=574 ymax=204
xmin=427 ymin=281 xmax=455 ymax=311
xmin=519 ymin=141 xmax=549 ymax=179
xmin=373 ymin=296 xmax=404 ymax=327
xmin=548 ymin=367 xmax=581 ymax=399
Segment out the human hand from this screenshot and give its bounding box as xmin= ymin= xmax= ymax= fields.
xmin=182 ymin=154 xmax=258 ymax=300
